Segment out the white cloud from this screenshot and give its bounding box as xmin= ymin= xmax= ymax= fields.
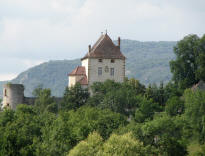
xmin=0 ymin=74 xmax=17 ymax=81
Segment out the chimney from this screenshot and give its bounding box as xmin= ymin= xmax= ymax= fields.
xmin=88 ymin=45 xmax=91 ymax=53
xmin=118 ymin=37 xmax=121 ymax=48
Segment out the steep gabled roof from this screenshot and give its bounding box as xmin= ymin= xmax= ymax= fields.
xmin=81 ymin=34 xmax=126 ymax=60
xmin=68 ymin=66 xmax=86 ymax=76
xmin=68 ymin=66 xmax=88 ymax=85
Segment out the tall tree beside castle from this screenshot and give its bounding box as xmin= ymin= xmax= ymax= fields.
xmin=170 ymin=34 xmax=205 ymax=89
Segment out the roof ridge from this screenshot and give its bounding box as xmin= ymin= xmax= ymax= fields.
xmin=68 ymin=66 xmax=86 ymax=76
xmin=91 ymin=34 xmax=105 ymax=53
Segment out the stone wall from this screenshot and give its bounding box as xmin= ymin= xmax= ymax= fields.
xmin=88 ymin=58 xmax=125 ymax=87
xmin=2 ymin=84 xmax=24 ymax=109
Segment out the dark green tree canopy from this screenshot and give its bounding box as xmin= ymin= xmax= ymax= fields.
xmin=196 ymin=34 xmax=205 ymax=81
xmin=170 ymin=34 xmax=200 ymax=89
xmin=61 ymin=83 xmax=89 ymax=111
xmin=165 ymin=96 xmax=184 ymax=116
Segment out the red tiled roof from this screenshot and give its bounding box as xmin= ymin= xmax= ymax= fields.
xmin=68 ymin=66 xmax=86 ymax=76
xmin=81 ymin=34 xmax=126 ymax=60
xmin=78 ymin=75 xmax=88 ymax=85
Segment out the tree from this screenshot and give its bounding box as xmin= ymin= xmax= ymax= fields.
xmin=140 ymin=115 xmax=187 ymax=156
xmin=196 ymin=34 xmax=205 ymax=81
xmin=34 ymin=88 xmax=57 ymax=113
xmin=145 ymin=82 xmax=167 ymax=106
xmin=118 ymin=114 xmax=187 ymax=156
xmin=32 ymin=84 xmax=43 ymax=97
xmin=98 ymin=133 xmax=151 ymax=156
xmin=100 ymin=89 xmax=128 ymax=115
xmin=124 ymin=78 xmax=146 ymax=95
xmin=184 ymin=89 xmax=205 ymax=143
xmin=165 ymin=96 xmax=184 ymax=116
xmin=39 ymin=106 xmax=127 ymax=156
xmin=37 ymin=111 xmax=73 ymax=156
xmin=0 ymin=105 xmax=43 ymax=156
xmin=91 ymin=80 xmax=121 ymax=95
xmin=170 ymin=34 xmax=200 ymax=89
xmin=68 ymin=132 xmax=103 ymax=156
xmin=61 ymin=83 xmax=89 ymax=111
xmin=69 ymin=132 xmax=153 ymax=156
xmin=67 ymin=106 xmax=127 ymax=140
xmin=135 ymin=96 xmax=161 ymax=123
xmin=163 ymin=82 xmax=184 ymax=100
xmin=89 ymin=79 xmax=143 ymax=116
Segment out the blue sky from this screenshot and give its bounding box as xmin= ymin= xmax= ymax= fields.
xmin=0 ymin=0 xmax=205 ymax=81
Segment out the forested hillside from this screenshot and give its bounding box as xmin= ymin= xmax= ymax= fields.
xmin=0 ymin=40 xmax=176 ymax=97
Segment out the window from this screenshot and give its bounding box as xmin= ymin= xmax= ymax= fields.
xmin=98 ymin=59 xmax=102 ymax=62
xmin=98 ymin=67 xmax=102 ymax=76
xmin=110 ymin=68 xmax=114 ymax=76
xmin=111 ymin=59 xmax=115 ymax=63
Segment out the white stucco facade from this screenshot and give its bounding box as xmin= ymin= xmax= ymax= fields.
xmin=86 ymin=58 xmax=125 ymax=87
xmin=81 ymin=58 xmax=89 ymax=79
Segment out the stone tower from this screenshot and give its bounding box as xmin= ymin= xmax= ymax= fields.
xmin=2 ymin=84 xmax=24 ymax=109
xmin=68 ymin=33 xmax=126 ymax=88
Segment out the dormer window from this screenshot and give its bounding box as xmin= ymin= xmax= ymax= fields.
xmin=98 ymin=59 xmax=102 ymax=63
xmin=111 ymin=59 xmax=115 ymax=63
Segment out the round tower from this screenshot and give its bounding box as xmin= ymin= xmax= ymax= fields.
xmin=2 ymin=84 xmax=24 ymax=110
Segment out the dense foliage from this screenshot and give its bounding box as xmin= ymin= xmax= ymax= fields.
xmin=1 ymin=76 xmax=203 ymax=155
xmin=170 ymin=34 xmax=205 ymax=89
xmin=68 ymin=132 xmax=152 ymax=156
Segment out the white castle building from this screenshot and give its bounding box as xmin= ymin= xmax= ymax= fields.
xmin=68 ymin=33 xmax=126 ymax=88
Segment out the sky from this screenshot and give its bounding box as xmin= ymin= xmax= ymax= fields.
xmin=0 ymin=0 xmax=205 ymax=81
